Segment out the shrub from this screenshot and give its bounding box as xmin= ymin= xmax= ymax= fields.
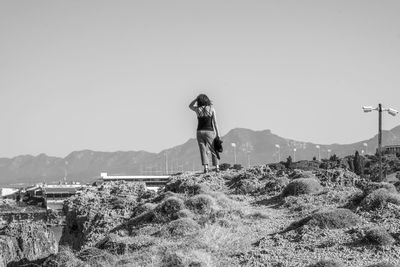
xmin=281 ymin=178 xmax=323 ymax=197
xmin=42 ymin=246 xmax=83 ymax=267
xmin=306 ymin=260 xmax=342 ymax=267
xmin=364 ymin=227 xmax=395 ymax=246
xmin=306 ymin=208 xmax=361 ymax=229
xmin=361 ymin=188 xmax=400 ymax=211
xmin=163 ymin=218 xmax=201 ymax=237
xmin=234 ymin=178 xmax=264 ymax=194
xmin=157 ymin=197 xmax=185 ymax=215
xmin=233 ymin=164 xmax=243 ymax=170
xmin=162 ymin=251 xmax=185 ymax=267
xmin=361 ymin=182 xmax=397 ymax=195
xmin=288 ymin=209 xmax=361 ymax=231
xmin=366 ymin=263 xmax=397 ymax=267
xmin=131 ymin=203 xmax=156 ymax=218
xmin=219 ymin=163 xmax=231 ymax=171
xmin=96 ymin=234 xmax=155 ymax=255
xmin=185 ymin=194 xmax=215 ymax=214
xmin=77 ymin=247 xmax=116 ymax=267
xmin=176 ymin=209 xmax=193 ymax=218
xmin=264 ymin=177 xmax=289 ymax=193
xmin=289 ymin=170 xmax=316 ymax=179
xmin=162 ymin=250 xmax=212 ymax=267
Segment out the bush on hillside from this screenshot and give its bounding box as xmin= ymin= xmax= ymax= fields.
xmin=96 ymin=234 xmax=156 ymax=255
xmin=359 ymin=182 xmax=397 ymax=195
xmin=264 ymin=177 xmax=289 ymax=194
xmin=289 ymin=170 xmax=316 ymax=179
xmin=42 ymin=246 xmax=83 ymax=267
xmin=363 ymin=227 xmax=395 ymax=246
xmin=77 ymin=247 xmax=116 ymax=267
xmin=219 ymin=163 xmax=231 ymax=171
xmin=366 ymin=263 xmax=397 ymax=267
xmin=157 ymin=197 xmax=185 ymax=216
xmin=306 ymin=260 xmax=342 ymax=267
xmin=281 ymin=178 xmax=323 ymax=197
xmin=288 ymin=209 xmax=361 ymax=231
xmin=176 ymin=209 xmax=193 ymax=219
xmin=185 ymin=194 xmax=215 ymax=215
xmin=360 ymin=188 xmax=400 ymax=211
xmin=306 ymin=209 xmax=361 ymax=229
xmin=162 ymin=218 xmax=201 ymax=237
xmin=162 ymin=250 xmax=213 ymax=267
xmin=233 ymin=164 xmax=243 ymax=170
xmin=131 ymin=203 xmax=156 ymax=218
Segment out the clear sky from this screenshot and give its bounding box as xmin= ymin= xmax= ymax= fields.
xmin=1 ymin=0 xmax=400 ymax=158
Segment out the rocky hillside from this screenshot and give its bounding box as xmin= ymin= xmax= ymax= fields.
xmin=0 ymin=220 xmax=58 ymax=267
xmin=3 ymin=125 xmax=400 ymax=186
xmin=24 ymin=161 xmax=400 ymax=267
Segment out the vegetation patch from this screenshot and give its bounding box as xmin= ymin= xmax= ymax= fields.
xmin=43 ymin=246 xmax=83 ymax=267
xmin=185 ymin=194 xmax=215 ymax=215
xmin=161 ymin=218 xmax=201 ymax=237
xmin=360 ymin=188 xmax=400 ymax=211
xmin=264 ymin=177 xmax=290 ymax=194
xmin=77 ymin=247 xmax=116 ymax=267
xmin=287 ymin=208 xmax=361 ymax=231
xmin=162 ymin=249 xmax=213 ymax=267
xmin=281 ymin=178 xmax=323 ymax=197
xmin=96 ymin=234 xmax=156 ymax=255
xmin=306 ymin=260 xmax=342 ymax=267
xmin=363 ymin=227 xmax=395 ymax=246
xmin=366 ymin=263 xmax=397 ymax=267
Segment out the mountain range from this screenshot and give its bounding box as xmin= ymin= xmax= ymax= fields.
xmin=2 ymin=125 xmax=400 ymax=186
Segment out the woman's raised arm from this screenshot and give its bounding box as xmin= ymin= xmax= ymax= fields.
xmin=189 ymin=98 xmax=197 ymax=111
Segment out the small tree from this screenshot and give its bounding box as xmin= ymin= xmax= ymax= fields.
xmin=330 ymin=154 xmax=339 ymax=162
xmin=353 ymin=151 xmax=364 ymax=176
xmin=285 ymin=156 xmax=293 ymax=169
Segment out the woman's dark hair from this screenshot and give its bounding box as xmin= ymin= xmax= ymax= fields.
xmin=197 ymin=94 xmax=212 ymax=107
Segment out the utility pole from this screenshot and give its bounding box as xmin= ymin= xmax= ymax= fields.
xmin=362 ymin=103 xmax=398 ymax=181
xmin=378 ymin=103 xmax=382 ymax=181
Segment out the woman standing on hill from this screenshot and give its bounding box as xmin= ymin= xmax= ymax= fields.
xmin=189 ymin=94 xmax=220 ymax=173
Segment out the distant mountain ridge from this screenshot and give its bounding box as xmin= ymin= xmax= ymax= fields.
xmin=2 ymin=125 xmax=400 ymax=186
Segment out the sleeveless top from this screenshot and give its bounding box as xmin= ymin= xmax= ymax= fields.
xmin=196 ymin=106 xmax=214 ymax=131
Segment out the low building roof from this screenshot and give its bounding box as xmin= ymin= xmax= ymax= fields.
xmin=43 ymin=187 xmax=78 ymax=194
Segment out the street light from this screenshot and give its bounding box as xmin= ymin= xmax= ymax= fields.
xmin=363 ymin=143 xmax=368 ymax=154
xmin=293 ymin=148 xmax=297 ymax=162
xmin=64 ymin=160 xmax=68 ymax=183
xmin=316 ymin=145 xmax=321 ymax=161
xmin=231 ymin=143 xmax=237 ymax=164
xmin=275 ymin=144 xmax=281 ymax=162
xmin=362 ymin=103 xmax=398 ymax=181
xmin=165 ymin=151 xmax=168 ymax=175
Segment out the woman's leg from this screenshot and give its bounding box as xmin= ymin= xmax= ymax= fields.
xmin=197 ymin=131 xmax=209 ymax=172
xmin=203 ymin=131 xmax=220 ymax=168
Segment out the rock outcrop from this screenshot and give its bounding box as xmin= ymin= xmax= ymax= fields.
xmin=60 ymin=181 xmax=147 ymax=250
xmin=0 ymin=222 xmax=57 ymax=266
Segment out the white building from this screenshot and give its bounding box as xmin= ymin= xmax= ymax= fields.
xmin=0 ymin=188 xmax=19 ymax=199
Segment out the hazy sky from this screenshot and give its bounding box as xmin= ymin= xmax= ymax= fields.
xmin=1 ymin=0 xmax=400 ymax=158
